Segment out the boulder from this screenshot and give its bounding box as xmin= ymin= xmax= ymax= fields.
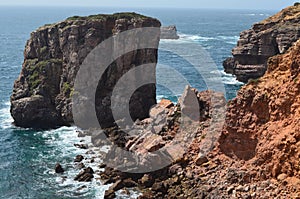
xmin=74 ymin=155 xmax=84 ymax=162
xmin=55 ymin=163 xmax=64 ymax=173
xmin=74 ymin=167 xmax=94 ymax=182
xmin=104 ymin=189 xmax=116 ymax=199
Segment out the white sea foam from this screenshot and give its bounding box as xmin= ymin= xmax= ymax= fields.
xmin=160 ymin=33 xmax=240 ymax=45
xmin=210 ymin=69 xmax=234 ymax=77
xmin=210 ymin=70 xmax=223 ymax=75
xmin=220 ymin=70 xmax=233 ymax=76
xmin=160 ymin=33 xmax=216 ymax=44
xmin=0 ymin=100 xmax=139 ymax=198
xmin=179 ymin=33 xmax=215 ymax=41
xmin=0 ymin=101 xmax=107 ymax=197
xmin=43 ymin=126 xmax=111 ymax=198
xmin=244 ymin=13 xmax=270 ymax=17
xmin=116 ymin=189 xmax=142 ymax=198
xmin=210 ymin=70 xmax=244 ymax=85
xmin=222 ymin=76 xmax=244 ymax=85
xmin=0 ymin=101 xmax=13 ymax=130
xmin=217 ymin=35 xmax=239 ymax=40
xmin=156 ymin=95 xmax=166 ymax=101
xmin=216 ymin=35 xmax=239 ymax=44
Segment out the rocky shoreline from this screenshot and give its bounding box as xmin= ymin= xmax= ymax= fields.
xmin=55 ymin=86 xmax=227 ymax=198
xmin=223 ymin=3 xmax=300 ymax=83
xmin=62 ymin=38 xmax=300 ymax=199
xmin=10 ymin=4 xmax=300 ymax=199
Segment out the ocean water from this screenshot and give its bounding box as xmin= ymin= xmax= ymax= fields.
xmin=0 ymin=7 xmax=275 ymax=198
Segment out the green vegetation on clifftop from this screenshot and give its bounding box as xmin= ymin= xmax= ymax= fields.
xmin=67 ymin=12 xmax=149 ymax=21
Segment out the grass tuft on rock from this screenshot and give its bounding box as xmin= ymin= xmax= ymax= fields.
xmin=62 ymin=82 xmax=74 ymax=97
xmin=26 ymin=58 xmax=62 ymax=94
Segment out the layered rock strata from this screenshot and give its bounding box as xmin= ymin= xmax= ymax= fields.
xmin=223 ymin=4 xmax=300 ymax=82
xmin=10 ymin=13 xmax=161 ymax=128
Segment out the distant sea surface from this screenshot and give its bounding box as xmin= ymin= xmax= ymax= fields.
xmin=0 ymin=7 xmax=275 ymax=198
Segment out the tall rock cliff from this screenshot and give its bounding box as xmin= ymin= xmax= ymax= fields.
xmin=223 ymin=4 xmax=300 ymax=83
xmin=10 ymin=13 xmax=161 ymax=129
xmin=217 ymin=38 xmax=300 ymax=198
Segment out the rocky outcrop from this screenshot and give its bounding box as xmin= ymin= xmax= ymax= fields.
xmin=160 ymin=25 xmax=179 ymax=39
xmin=74 ymin=167 xmax=94 ymax=182
xmin=10 ymin=13 xmax=161 ymax=129
xmin=66 ymin=5 xmax=300 ymax=199
xmin=221 ymin=39 xmax=300 ymax=187
xmin=94 ymin=87 xmax=226 ymax=197
xmin=95 ymin=39 xmax=300 ymax=198
xmin=128 ymin=39 xmax=300 ymax=199
xmin=223 ymin=4 xmax=300 ymax=82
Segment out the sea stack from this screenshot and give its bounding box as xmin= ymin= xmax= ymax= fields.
xmin=10 ymin=13 xmax=161 ymax=129
xmin=160 ymin=25 xmax=180 ymax=39
xmin=223 ymin=4 xmax=300 ymax=83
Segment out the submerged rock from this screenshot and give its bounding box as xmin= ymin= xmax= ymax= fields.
xmin=223 ymin=4 xmax=300 ymax=83
xmin=10 ymin=12 xmax=161 ymax=129
xmin=55 ymin=163 xmax=64 ymax=173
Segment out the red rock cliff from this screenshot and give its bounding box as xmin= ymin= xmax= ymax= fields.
xmin=219 ymin=39 xmax=300 ymax=197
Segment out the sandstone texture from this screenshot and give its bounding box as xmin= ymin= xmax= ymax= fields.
xmin=10 ymin=13 xmax=161 ymax=129
xmin=224 ymin=4 xmax=300 ymax=83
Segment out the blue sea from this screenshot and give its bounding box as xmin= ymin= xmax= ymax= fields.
xmin=0 ymin=6 xmax=275 ymax=198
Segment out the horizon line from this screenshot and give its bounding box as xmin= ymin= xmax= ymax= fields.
xmin=0 ymin=5 xmax=280 ymax=11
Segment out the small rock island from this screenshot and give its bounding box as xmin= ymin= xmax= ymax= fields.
xmin=10 ymin=12 xmax=161 ymax=129
xmin=160 ymin=25 xmax=180 ymax=39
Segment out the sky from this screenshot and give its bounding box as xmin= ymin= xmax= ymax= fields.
xmin=0 ymin=0 xmax=297 ymax=10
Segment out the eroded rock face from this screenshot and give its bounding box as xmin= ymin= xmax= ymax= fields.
xmin=223 ymin=4 xmax=300 ymax=83
xmin=10 ymin=13 xmax=161 ymax=129
xmin=218 ymin=39 xmax=300 ymax=197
